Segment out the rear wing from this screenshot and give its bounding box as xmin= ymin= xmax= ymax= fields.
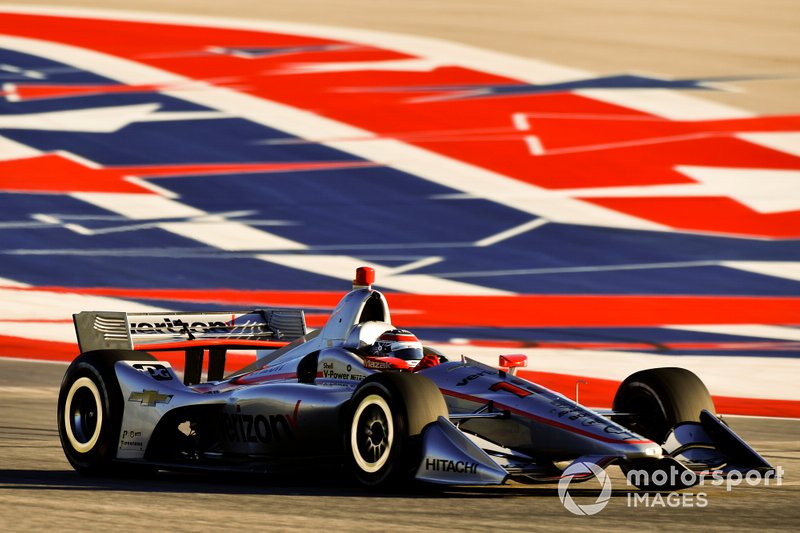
xmin=73 ymin=309 xmax=306 ymax=384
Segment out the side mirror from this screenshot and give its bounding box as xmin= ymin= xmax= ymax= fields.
xmin=499 ymin=354 xmax=527 ymax=376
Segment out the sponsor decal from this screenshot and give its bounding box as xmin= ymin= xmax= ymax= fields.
xmin=549 ymin=397 xmax=641 ymax=439
xmin=320 ymin=361 xmax=366 ymax=381
xmin=130 ymin=318 xmax=228 ymax=335
xmin=364 ymin=357 xmax=410 ymax=370
xmin=222 ymin=401 xmax=300 ymax=443
xmin=119 ymin=429 xmax=144 ymax=449
xmin=455 ymin=369 xmax=495 ymax=387
xmin=132 ymin=363 xmax=172 ymax=381
xmin=365 ymin=358 xmax=394 ymax=369
xmin=129 ymin=316 xmax=271 ymax=340
xmin=128 ymin=389 xmax=173 ymax=407
xmin=425 ymin=458 xmax=479 ymax=474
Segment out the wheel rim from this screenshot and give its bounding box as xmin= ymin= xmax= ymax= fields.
xmin=64 ymin=377 xmax=103 ymax=453
xmin=351 ymin=394 xmax=393 ymax=474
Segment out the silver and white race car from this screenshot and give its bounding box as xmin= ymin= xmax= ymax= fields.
xmin=58 ymin=267 xmax=773 ymax=488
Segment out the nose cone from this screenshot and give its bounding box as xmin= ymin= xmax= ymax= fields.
xmin=619 ymin=440 xmax=663 ymax=460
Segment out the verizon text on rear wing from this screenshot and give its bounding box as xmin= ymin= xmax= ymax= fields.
xmin=73 ymin=309 xmax=307 ymax=384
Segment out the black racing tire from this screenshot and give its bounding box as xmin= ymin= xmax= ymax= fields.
xmin=346 ymin=372 xmax=447 ymax=487
xmin=57 ymin=349 xmax=156 ymax=475
xmin=612 ymin=367 xmax=716 ymax=444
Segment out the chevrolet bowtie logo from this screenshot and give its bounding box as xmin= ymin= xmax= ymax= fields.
xmin=128 ymin=390 xmax=173 ymax=407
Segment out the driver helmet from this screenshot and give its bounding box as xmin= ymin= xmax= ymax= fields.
xmin=370 ymin=329 xmax=424 ymax=361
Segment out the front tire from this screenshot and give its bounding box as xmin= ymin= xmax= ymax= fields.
xmin=57 ymin=350 xmax=155 ymax=474
xmin=613 ymin=367 xmax=716 ymax=443
xmin=347 ymin=372 xmax=447 ymax=487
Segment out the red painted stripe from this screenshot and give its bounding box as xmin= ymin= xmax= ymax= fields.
xmin=0 ymin=335 xmax=77 ymax=362
xmin=9 ymin=286 xmax=800 ymax=327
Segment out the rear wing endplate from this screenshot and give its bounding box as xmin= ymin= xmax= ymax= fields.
xmin=73 ymin=309 xmax=306 ymax=384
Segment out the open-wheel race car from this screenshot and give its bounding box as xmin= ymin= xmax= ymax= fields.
xmin=58 ymin=267 xmax=774 ymax=488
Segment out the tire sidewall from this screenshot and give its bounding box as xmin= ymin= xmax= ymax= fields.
xmin=58 ymin=360 xmax=117 ymax=472
xmin=613 ymin=367 xmax=715 ymax=443
xmin=347 ymin=380 xmax=409 ymax=486
xmin=345 ymin=372 xmax=447 ymax=487
xmin=57 ymin=350 xmax=155 ymax=474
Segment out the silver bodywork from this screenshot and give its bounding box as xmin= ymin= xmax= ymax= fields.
xmin=68 ymin=271 xmax=771 ymax=486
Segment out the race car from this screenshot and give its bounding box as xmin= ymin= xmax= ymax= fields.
xmin=58 ymin=267 xmax=773 ymax=488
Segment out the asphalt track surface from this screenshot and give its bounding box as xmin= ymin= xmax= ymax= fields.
xmin=1 ymin=1 xmax=799 ymax=531
xmin=1 ymin=358 xmax=798 ymax=532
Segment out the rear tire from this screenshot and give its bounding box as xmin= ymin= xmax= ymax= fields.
xmin=347 ymin=372 xmax=447 ymax=487
xmin=613 ymin=367 xmax=716 ymax=443
xmin=57 ymin=350 xmax=155 ymax=475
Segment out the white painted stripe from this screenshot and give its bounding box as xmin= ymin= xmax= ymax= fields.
xmin=524 ymin=136 xmax=545 ymax=155
xmin=538 ymin=132 xmax=716 ymax=156
xmin=512 ymin=112 xmax=671 ymax=122
xmin=737 ymin=132 xmax=800 ymax=158
xmin=0 ymin=321 xmax=79 ymax=344
xmin=32 ymin=214 xmax=59 ymax=225
xmin=164 ymin=85 xmax=373 ymax=142
xmin=135 ymin=110 xmax=231 ymax=123
xmin=284 ymin=58 xmax=446 ymax=74
xmin=0 ymin=276 xmax=30 ymax=288
xmin=722 ymin=261 xmax=800 ymax=282
xmin=388 ymin=256 xmax=443 ymax=275
xmin=665 ymin=324 xmax=800 ymax=342
xmin=124 ymin=177 xmax=180 ymax=199
xmin=677 ymin=166 xmax=800 ymax=214
xmin=71 ymin=194 xmax=309 ymax=250
xmin=511 ymin=113 xmax=532 ymax=131
xmin=575 ymin=88 xmax=754 ymax=120
xmin=0 ymin=135 xmax=40 ymax=160
xmin=542 ymin=166 xmax=800 ymax=215
xmin=63 ymin=223 xmax=93 ymax=235
xmin=160 ymin=221 xmax=307 ymax=251
xmin=70 ymin=192 xmax=205 ymax=220
xmin=475 ymin=218 xmax=548 ymax=247
xmin=435 ymin=260 xmax=717 ymax=279
xmin=256 ymin=254 xmax=512 ymax=295
xmin=0 ymin=104 xmax=166 ymax=132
